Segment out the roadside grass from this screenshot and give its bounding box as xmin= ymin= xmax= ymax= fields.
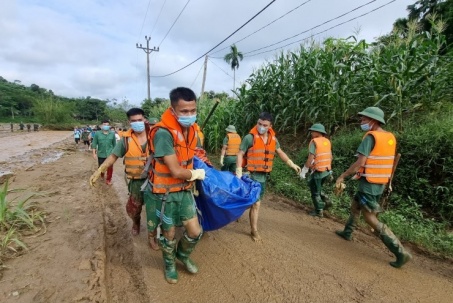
xmin=269 ymin=157 xmax=453 ymax=258
xmin=0 ymin=179 xmax=46 ymax=270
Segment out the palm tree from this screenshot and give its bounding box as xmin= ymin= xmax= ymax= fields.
xmin=223 ymin=44 xmax=243 ymax=90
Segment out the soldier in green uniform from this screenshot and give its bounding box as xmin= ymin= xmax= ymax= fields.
xmin=220 ymin=125 xmax=241 ymax=173
xmin=300 ymin=124 xmax=333 ymax=218
xmin=91 ymin=120 xmax=116 ymax=185
xmin=335 ymin=107 xmax=412 ymax=268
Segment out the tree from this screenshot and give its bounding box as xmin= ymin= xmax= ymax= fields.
xmin=223 ymin=44 xmax=243 ymax=90
xmin=141 ymin=98 xmax=153 ymax=117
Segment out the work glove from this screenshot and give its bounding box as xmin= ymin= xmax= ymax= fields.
xmin=334 ymin=182 xmax=346 ymax=196
xmin=299 ymin=166 xmax=309 ymax=179
xmin=89 ymin=163 xmax=109 ymax=186
xmin=220 ymin=155 xmax=224 ymax=166
xmin=286 ymin=159 xmax=302 ymax=174
xmin=187 ymin=169 xmax=206 ymax=181
xmin=235 ymin=167 xmax=243 ymax=178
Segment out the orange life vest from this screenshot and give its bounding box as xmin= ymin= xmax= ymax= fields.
xmin=226 ymin=133 xmax=241 ymax=156
xmin=310 ymin=137 xmax=332 ymax=172
xmin=245 ymin=127 xmax=277 ymax=173
xmin=357 ymin=131 xmax=396 ymax=184
xmin=194 ymin=124 xmax=204 ymax=148
xmin=122 ymin=129 xmax=149 ymax=179
xmin=148 ymin=108 xmax=197 ymax=194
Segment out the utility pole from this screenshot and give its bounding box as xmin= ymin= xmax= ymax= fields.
xmin=200 ymin=55 xmax=208 ymax=100
xmin=136 ymin=36 xmax=159 ymax=102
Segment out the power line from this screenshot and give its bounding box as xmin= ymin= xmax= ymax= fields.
xmin=151 ymin=0 xmax=277 ymax=78
xmin=151 ymin=0 xmax=167 ymax=35
xmin=190 ymin=61 xmax=205 ymax=88
xmin=210 ymin=0 xmax=312 ymax=56
xmin=232 ymin=0 xmax=379 ymax=57
xmin=245 ymin=0 xmax=396 ymax=58
xmin=137 ymin=0 xmax=152 ymax=40
xmin=158 ymin=0 xmax=191 ymax=47
xmin=208 ymin=58 xmax=235 ymax=81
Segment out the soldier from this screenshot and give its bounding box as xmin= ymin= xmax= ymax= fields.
xmin=300 ymin=123 xmax=333 ymax=217
xmin=90 ymin=108 xmax=157 ymax=248
xmin=220 ymin=125 xmax=241 ymax=173
xmin=10 ymin=122 xmax=13 ymax=132
xmin=335 ymin=107 xmax=412 ymax=268
xmin=26 ymin=123 xmax=31 ymax=132
xmin=91 ymin=121 xmax=116 ymax=185
xmin=144 ymin=87 xmax=205 ymax=284
xmin=236 ymin=112 xmax=301 ymax=242
xmin=19 ymin=121 xmax=24 ymax=131
xmin=33 ymin=124 xmax=39 ymax=131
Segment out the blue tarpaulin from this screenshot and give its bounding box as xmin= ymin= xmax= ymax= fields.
xmin=193 ymin=157 xmax=261 ymax=231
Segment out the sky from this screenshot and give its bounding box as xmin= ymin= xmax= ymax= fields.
xmin=0 ymin=0 xmax=414 ymax=105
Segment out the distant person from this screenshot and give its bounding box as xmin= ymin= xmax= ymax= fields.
xmin=300 ymin=123 xmax=333 ymax=218
xmin=33 ymin=124 xmax=39 ymax=131
xmin=220 ymin=125 xmax=241 ymax=173
xmin=91 ymin=120 xmax=116 ymax=185
xmin=19 ymin=121 xmax=24 ymax=131
xmin=111 ymin=126 xmax=121 ymax=142
xmin=73 ymin=127 xmax=81 ymax=144
xmin=10 ymin=122 xmax=13 ymax=132
xmin=81 ymin=128 xmax=91 ymax=150
xmin=26 ymin=123 xmax=31 ymax=132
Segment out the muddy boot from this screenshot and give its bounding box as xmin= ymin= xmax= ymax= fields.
xmin=176 ymin=230 xmax=203 ymax=274
xmin=335 ymin=215 xmax=356 ymax=241
xmin=376 ymin=223 xmax=412 ymax=268
xmin=321 ymin=193 xmax=332 ymax=210
xmin=159 ymin=237 xmax=178 ymax=284
xmin=309 ymin=195 xmax=324 ymax=218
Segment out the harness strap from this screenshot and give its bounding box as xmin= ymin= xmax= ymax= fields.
xmin=156 ymin=192 xmax=169 ymax=239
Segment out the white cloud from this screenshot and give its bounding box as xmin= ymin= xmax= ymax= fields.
xmin=0 ymin=0 xmax=412 ymax=105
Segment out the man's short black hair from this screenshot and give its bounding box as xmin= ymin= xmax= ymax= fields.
xmin=169 ymin=87 xmax=197 ymax=106
xmin=127 ymin=107 xmax=145 ymax=118
xmin=102 ymin=119 xmax=110 ymax=124
xmin=259 ymin=112 xmax=273 ymax=123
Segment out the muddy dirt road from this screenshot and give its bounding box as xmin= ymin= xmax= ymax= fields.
xmin=0 ymin=131 xmax=452 ymax=302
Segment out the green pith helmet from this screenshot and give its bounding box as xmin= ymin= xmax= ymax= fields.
xmin=308 ymin=123 xmax=327 ymax=134
xmin=149 ymin=117 xmax=159 ymax=125
xmin=358 ymin=107 xmax=386 ymax=124
xmin=225 ymin=125 xmax=237 ymax=133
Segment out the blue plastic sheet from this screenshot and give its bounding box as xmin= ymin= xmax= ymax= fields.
xmin=193 ymin=157 xmax=261 ymax=231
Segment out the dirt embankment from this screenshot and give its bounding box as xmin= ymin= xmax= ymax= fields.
xmin=0 ymin=131 xmax=452 ymax=303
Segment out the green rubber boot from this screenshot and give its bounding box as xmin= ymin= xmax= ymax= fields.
xmin=176 ymin=231 xmax=203 ymax=274
xmin=159 ymin=237 xmax=178 ymax=284
xmin=309 ymin=195 xmax=324 ymax=218
xmin=376 ymin=223 xmax=412 ymax=268
xmin=335 ymin=214 xmax=357 ymax=241
xmin=321 ymin=192 xmax=332 ymax=210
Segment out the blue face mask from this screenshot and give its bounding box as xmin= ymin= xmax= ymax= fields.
xmin=101 ymin=125 xmax=110 ymax=131
xmin=130 ymin=121 xmax=145 ymax=132
xmin=360 ymin=122 xmax=372 ymax=131
xmin=178 ymin=115 xmax=197 ymax=128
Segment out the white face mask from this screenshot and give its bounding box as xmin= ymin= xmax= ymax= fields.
xmin=257 ymin=126 xmax=268 ymax=134
xmin=360 ymin=121 xmax=373 ymax=131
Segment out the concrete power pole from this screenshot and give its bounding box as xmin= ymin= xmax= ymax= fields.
xmin=136 ymin=36 xmax=159 ymax=102
xmin=200 ymin=55 xmax=208 ymax=100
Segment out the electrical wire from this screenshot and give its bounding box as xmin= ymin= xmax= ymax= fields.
xmin=137 ymin=0 xmax=152 ymax=40
xmin=151 ymin=0 xmax=167 ymax=35
xmin=228 ymin=0 xmax=379 ymax=57
xmin=210 ymin=0 xmax=312 ymax=55
xmin=151 ymin=0 xmax=277 ymax=78
xmin=208 ymin=58 xmax=235 ymax=81
xmin=190 ymin=61 xmax=205 ymax=88
xmin=158 ymin=0 xmax=191 ymax=47
xmin=245 ymin=0 xmax=396 ymax=58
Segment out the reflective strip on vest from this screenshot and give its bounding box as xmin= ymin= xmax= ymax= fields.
xmin=226 ymin=133 xmax=241 ymax=156
xmin=311 ymin=137 xmax=332 ymax=172
xmin=358 ymin=131 xmax=397 ymax=184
